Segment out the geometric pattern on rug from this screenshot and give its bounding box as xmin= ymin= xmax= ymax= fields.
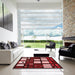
xmin=14 ymin=57 xmax=63 ymax=69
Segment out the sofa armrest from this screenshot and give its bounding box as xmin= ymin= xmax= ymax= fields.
xmin=0 ymin=50 xmax=13 ymax=64
xmin=60 ymin=46 xmax=68 ymax=49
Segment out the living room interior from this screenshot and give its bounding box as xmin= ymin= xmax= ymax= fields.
xmin=0 ymin=0 xmax=75 ymax=75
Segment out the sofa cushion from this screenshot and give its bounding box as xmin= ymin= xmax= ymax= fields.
xmin=13 ymin=47 xmax=23 ymax=60
xmin=68 ymin=44 xmax=75 ymax=53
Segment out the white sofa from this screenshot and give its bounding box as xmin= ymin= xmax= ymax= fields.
xmin=0 ymin=46 xmax=24 ymax=64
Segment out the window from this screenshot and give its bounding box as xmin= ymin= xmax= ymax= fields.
xmin=19 ymin=10 xmax=63 ymax=40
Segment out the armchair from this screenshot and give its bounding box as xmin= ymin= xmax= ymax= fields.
xmin=59 ymin=44 xmax=75 ymax=59
xmin=45 ymin=41 xmax=56 ymax=51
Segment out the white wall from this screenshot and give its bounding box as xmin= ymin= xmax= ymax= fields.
xmin=0 ymin=27 xmax=17 ymax=42
xmin=0 ymin=0 xmax=18 ymax=42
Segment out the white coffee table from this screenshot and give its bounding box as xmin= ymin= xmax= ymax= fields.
xmin=34 ymin=49 xmax=49 ymax=57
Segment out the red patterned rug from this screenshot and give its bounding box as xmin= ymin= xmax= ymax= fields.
xmin=14 ymin=57 xmax=62 ymax=69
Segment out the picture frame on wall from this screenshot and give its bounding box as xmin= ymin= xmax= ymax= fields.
xmin=4 ymin=4 xmax=13 ymax=31
xmin=0 ymin=1 xmax=13 ymax=31
xmin=0 ymin=1 xmax=3 ymax=27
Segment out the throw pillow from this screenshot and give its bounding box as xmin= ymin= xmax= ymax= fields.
xmin=68 ymin=44 xmax=74 ymax=48
xmin=0 ymin=42 xmax=8 ymax=49
xmin=7 ymin=43 xmax=11 ymax=49
xmin=10 ymin=42 xmax=18 ymax=48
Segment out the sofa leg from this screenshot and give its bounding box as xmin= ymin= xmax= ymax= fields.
xmin=50 ymin=49 xmax=52 ymax=51
xmin=54 ymin=48 xmax=56 ymax=52
xmin=45 ymin=48 xmax=46 ymax=51
xmin=59 ymin=55 xmax=60 ymax=60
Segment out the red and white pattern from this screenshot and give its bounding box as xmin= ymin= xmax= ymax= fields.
xmin=14 ymin=57 xmax=62 ymax=69
xmin=34 ymin=60 xmax=41 ymax=64
xmin=42 ymin=60 xmax=49 ymax=64
xmin=43 ymin=64 xmax=52 ymax=68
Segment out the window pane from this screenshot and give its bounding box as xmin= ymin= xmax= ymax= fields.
xmin=19 ymin=10 xmax=63 ymax=40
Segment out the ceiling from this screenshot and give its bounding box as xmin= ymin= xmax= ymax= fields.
xmin=16 ymin=0 xmax=61 ymax=3
xmin=16 ymin=0 xmax=62 ymax=9
xmin=2 ymin=0 xmax=62 ymax=10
